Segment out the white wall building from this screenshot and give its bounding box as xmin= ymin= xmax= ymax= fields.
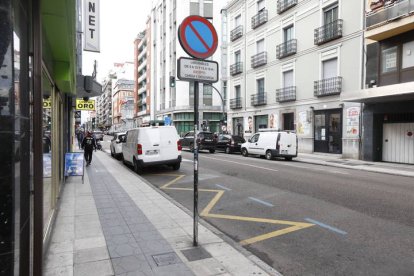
xmin=223 ymin=0 xmax=364 ymax=158
xmin=149 ymin=0 xmax=225 ymax=135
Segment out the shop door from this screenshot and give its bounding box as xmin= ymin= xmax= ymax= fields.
xmin=283 ymin=113 xmax=294 ymax=130
xmin=314 ymin=109 xmax=342 ymax=154
xmin=382 ymin=123 xmax=414 ymax=164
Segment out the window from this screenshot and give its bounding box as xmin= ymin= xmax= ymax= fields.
xmin=402 ymin=41 xmax=414 ymax=69
xmin=324 ymin=4 xmax=338 ymax=24
xmin=257 ymin=0 xmax=265 ymax=11
xmin=381 ymin=47 xmax=397 ymax=73
xmin=235 ymin=50 xmax=241 ymax=63
xmin=203 ymin=85 xmax=213 ymax=106
xmin=256 ymin=39 xmax=264 ymax=53
xmin=235 ymin=14 xmax=241 ymax=27
xmin=284 ymin=25 xmax=294 ymax=42
xmin=251 ymin=134 xmax=260 ymax=143
xmin=283 ymin=70 xmax=294 ymax=88
xmin=323 ymin=58 xmax=338 ymax=79
xmin=189 ymin=82 xmax=194 ymax=106
xmin=257 ymin=78 xmax=265 ymax=94
xmin=235 ymin=85 xmax=241 ymax=98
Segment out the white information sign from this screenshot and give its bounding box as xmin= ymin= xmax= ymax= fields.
xmin=177 ymin=57 xmax=218 ymax=83
xmin=84 ymin=0 xmax=100 ymax=52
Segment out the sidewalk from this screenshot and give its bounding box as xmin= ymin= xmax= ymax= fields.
xmin=296 ymin=152 xmax=414 ymax=178
xmin=44 ymin=151 xmax=279 ymax=276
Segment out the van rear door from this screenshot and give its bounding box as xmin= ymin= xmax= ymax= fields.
xmin=278 ymin=132 xmax=297 ymax=156
xmin=139 ymin=127 xmax=179 ymax=162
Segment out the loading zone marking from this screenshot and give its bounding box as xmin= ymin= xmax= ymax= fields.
xmin=155 ymin=174 xmax=314 ymax=245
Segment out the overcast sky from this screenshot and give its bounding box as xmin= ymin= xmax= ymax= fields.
xmin=82 ymin=0 xmax=153 ymax=83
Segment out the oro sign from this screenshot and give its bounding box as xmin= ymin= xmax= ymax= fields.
xmin=76 ymin=99 xmax=95 ymax=111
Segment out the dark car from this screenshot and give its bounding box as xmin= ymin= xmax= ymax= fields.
xmin=180 ymin=131 xmax=217 ymax=153
xmin=216 ymin=134 xmax=245 ymax=154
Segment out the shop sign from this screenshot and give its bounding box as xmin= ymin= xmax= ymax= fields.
xmin=43 ymin=98 xmax=51 ymax=109
xmin=346 ymin=107 xmax=360 ymax=137
xmin=76 ymin=99 xmax=95 ymax=111
xmin=84 ymin=0 xmax=100 ymax=52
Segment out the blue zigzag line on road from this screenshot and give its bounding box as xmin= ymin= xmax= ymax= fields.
xmin=305 ymin=218 xmax=347 ymax=235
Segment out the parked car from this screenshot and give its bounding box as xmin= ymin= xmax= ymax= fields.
xmin=110 ymin=132 xmax=126 ymax=159
xmin=122 ymin=126 xmax=182 ymax=174
xmin=93 ymin=131 xmax=104 ymax=141
xmin=180 ymin=131 xmax=216 ymax=153
xmin=241 ymin=130 xmax=297 ymax=160
xmin=216 ymin=134 xmax=245 ymax=154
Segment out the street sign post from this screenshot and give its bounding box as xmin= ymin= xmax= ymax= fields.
xmin=177 ymin=15 xmax=218 ymax=246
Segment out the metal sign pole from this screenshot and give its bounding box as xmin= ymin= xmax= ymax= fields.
xmin=193 ymin=80 xmax=199 ymax=246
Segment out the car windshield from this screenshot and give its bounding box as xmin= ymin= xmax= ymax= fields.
xmin=199 ymin=132 xmax=213 ymax=139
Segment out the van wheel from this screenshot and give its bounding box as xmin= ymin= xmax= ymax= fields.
xmin=172 ymin=163 xmax=180 ymax=170
xmin=133 ymin=159 xmax=143 ymax=174
xmin=265 ymin=150 xmax=273 ymax=160
xmin=285 ymin=156 xmax=293 ymax=161
xmin=241 ymin=148 xmax=248 ymax=157
xmin=225 ymin=147 xmax=231 ymax=154
xmin=209 ymin=149 xmax=215 ymax=153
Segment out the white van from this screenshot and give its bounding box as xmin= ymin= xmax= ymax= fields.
xmin=241 ymin=130 xmax=297 ymax=160
xmin=122 ymin=126 xmax=182 ymax=173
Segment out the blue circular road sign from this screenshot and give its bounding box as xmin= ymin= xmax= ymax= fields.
xmin=178 ymin=15 xmax=218 ymax=59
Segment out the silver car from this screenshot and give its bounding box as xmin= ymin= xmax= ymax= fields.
xmin=93 ymin=131 xmax=104 ymax=141
xmin=110 ymin=132 xmax=126 ymax=159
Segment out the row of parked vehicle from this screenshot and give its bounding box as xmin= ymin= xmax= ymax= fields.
xmin=109 ymin=126 xmax=298 ymax=174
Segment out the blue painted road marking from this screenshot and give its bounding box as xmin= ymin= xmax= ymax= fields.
xmin=248 ymin=197 xmax=274 ymax=207
xmin=215 ymin=184 xmax=231 ymax=191
xmin=305 ymin=218 xmax=348 ymax=235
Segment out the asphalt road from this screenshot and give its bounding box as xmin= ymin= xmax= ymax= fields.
xmin=101 ymin=136 xmax=414 ymax=275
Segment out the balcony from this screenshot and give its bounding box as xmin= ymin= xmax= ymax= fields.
xmin=230 ymin=62 xmax=243 ymax=76
xmin=251 ymin=93 xmax=267 ymax=106
xmin=314 ymin=19 xmax=343 ymax=45
xmin=251 ymin=10 xmax=268 ymax=29
xmin=231 ymin=25 xmax=243 ymax=41
xmin=277 ymin=0 xmax=297 ymax=14
xmin=367 ymin=0 xmax=414 ymax=28
xmin=230 ymin=97 xmax=243 ymax=109
xmin=314 ymin=76 xmax=342 ymax=97
xmin=276 ymin=86 xmax=296 ymax=102
xmin=251 ymin=52 xmax=267 ymax=68
xmin=276 ymin=39 xmax=297 ymax=59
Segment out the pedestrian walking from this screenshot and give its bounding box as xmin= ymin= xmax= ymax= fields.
xmin=77 ymin=129 xmax=84 ymax=150
xmin=81 ymin=131 xmax=96 ymax=166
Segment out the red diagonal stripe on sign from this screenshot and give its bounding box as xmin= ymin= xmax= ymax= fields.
xmin=189 ymin=22 xmax=211 ymax=52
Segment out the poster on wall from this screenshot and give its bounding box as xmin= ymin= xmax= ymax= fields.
xmin=268 ymin=113 xmax=279 ymax=129
xmin=297 ymin=111 xmax=311 ymax=135
xmin=245 ymin=116 xmax=253 ymax=134
xmin=346 ymin=107 xmax=360 ymax=137
xmin=43 ymin=154 xmax=52 ymax=178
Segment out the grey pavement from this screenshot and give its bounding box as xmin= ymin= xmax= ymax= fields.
xmin=44 ymin=150 xmax=278 ymax=276
xmin=296 ymin=152 xmax=414 ymax=177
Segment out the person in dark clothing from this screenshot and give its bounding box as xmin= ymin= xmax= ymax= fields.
xmin=81 ymin=131 xmax=96 ymax=166
xmin=77 ymin=129 xmax=84 ymax=149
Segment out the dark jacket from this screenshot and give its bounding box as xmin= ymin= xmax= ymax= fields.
xmin=82 ymin=136 xmax=96 ymax=151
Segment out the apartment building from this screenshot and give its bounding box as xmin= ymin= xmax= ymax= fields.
xmin=343 ymin=0 xmax=414 ymax=164
xmin=112 ymin=79 xmax=135 ymax=130
xmin=98 ymin=74 xmax=115 ymax=129
xmin=149 ymin=0 xmax=225 ymax=135
xmin=134 ymin=20 xmax=152 ymax=126
xmin=223 ymin=0 xmax=364 ymax=158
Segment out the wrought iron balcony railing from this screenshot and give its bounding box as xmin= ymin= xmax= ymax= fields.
xmin=276 ymin=86 xmax=296 ymax=102
xmin=277 ymin=0 xmax=298 ymax=14
xmin=314 ymin=19 xmax=343 ymax=45
xmin=314 ymin=76 xmax=342 ymax=97
xmin=230 ymin=62 xmax=243 ymax=75
xmin=230 ymin=97 xmax=243 ymax=109
xmin=276 ymin=39 xmax=297 ymax=59
xmin=251 ymin=52 xmax=267 ymax=68
xmin=366 ymin=0 xmax=414 ymax=28
xmin=251 ymin=93 xmax=267 ymax=106
xmin=230 ymin=25 xmax=243 ymax=41
xmin=251 ymin=10 xmax=268 ymax=29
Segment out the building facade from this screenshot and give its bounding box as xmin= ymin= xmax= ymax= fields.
xmin=224 ymin=0 xmax=364 ymax=158
xmin=344 ymin=0 xmax=414 ymax=164
xmin=148 ymin=0 xmax=225 ymax=135
xmin=97 ymin=73 xmax=115 ymax=130
xmin=134 ymin=20 xmax=152 ymax=126
xmin=112 ymin=79 xmax=135 ymax=131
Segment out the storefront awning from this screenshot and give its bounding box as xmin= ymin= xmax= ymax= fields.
xmin=341 ymin=82 xmax=414 ymax=103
